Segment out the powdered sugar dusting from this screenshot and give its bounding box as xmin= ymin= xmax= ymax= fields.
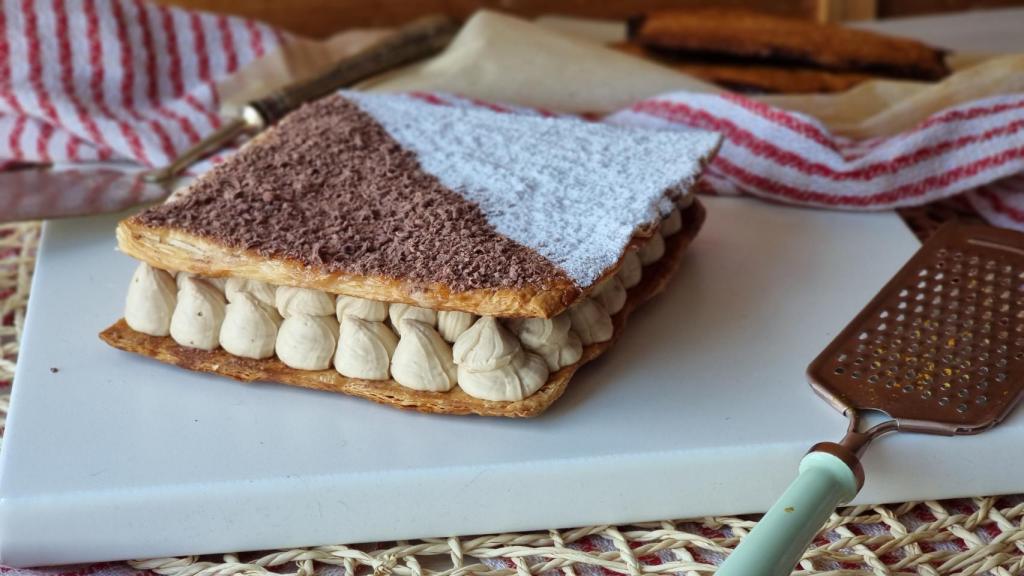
xmin=347 ymin=91 xmax=720 ymax=287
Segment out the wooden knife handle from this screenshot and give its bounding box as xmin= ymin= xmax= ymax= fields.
xmin=248 ymin=14 xmax=458 ymax=124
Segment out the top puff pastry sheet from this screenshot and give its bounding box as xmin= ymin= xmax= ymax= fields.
xmin=118 ymin=91 xmax=720 ymax=318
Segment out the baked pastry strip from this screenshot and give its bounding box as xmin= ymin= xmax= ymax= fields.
xmin=100 ymin=201 xmax=704 ymax=418
xmin=613 ymin=42 xmax=872 ymax=94
xmin=628 ymin=9 xmax=949 ymax=81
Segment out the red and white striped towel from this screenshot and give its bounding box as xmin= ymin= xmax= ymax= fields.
xmin=0 ymin=0 xmax=281 ymax=168
xmin=609 ymin=92 xmax=1024 ymax=225
xmin=1 ymin=0 xmax=1023 ymax=230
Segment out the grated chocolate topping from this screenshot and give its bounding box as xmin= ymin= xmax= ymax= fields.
xmin=135 ymin=95 xmax=570 ymax=292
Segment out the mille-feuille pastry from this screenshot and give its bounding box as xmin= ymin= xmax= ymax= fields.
xmin=627 ymin=9 xmax=950 ymax=82
xmin=101 ymin=91 xmax=720 ymax=417
xmin=613 ymin=42 xmax=872 ymax=94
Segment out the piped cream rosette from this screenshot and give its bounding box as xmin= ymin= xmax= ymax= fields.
xmin=121 ymin=204 xmax=685 ymax=402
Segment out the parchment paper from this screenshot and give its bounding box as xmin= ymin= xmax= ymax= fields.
xmin=222 ymin=10 xmax=1024 ymax=139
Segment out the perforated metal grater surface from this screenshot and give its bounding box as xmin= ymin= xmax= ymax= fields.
xmin=807 ymin=223 xmax=1024 ymax=435
xmin=718 ymin=223 xmax=1024 ymax=576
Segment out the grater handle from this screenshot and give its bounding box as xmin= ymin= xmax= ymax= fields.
xmin=715 ymin=451 xmax=860 ymax=576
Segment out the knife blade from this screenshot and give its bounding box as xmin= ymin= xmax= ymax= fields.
xmin=0 ymin=167 xmax=171 ymax=223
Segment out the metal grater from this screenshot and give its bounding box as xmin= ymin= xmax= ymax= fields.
xmin=718 ymin=223 xmax=1024 ymax=576
xmin=810 ymin=222 xmax=1024 ymax=443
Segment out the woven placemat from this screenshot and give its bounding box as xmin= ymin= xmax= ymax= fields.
xmin=2 ymin=221 xmax=1023 ymax=576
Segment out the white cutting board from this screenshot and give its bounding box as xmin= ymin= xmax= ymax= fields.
xmin=2 ymin=196 xmax=1023 ymax=567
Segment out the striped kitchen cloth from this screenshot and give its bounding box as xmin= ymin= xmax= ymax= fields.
xmin=0 ymin=0 xmax=281 ymax=168
xmin=1 ymin=0 xmax=1024 ymax=229
xmin=607 ymin=92 xmax=1024 ymax=226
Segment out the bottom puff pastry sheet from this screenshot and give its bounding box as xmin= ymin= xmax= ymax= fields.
xmin=100 ymin=202 xmax=704 ymax=417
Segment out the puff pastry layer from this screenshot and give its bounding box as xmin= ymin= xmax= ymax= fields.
xmin=117 ymin=219 xmax=580 ymax=319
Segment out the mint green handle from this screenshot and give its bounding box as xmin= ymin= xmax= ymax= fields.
xmin=716 ymin=452 xmax=860 ymax=576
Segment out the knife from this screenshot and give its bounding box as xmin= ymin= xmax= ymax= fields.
xmin=0 ymin=14 xmax=458 ymax=223
xmin=145 ymin=14 xmax=458 ymax=183
xmin=0 ymin=167 xmax=169 ymax=223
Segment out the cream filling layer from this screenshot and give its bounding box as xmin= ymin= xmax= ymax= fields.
xmin=437 ymin=310 xmax=477 ymax=343
xmin=568 ymin=298 xmax=613 ymax=346
xmin=122 ymin=207 xmax=686 ymax=400
xmin=453 ymin=316 xmax=520 ymax=371
xmin=276 ymin=314 xmax=338 ymax=370
xmin=618 ymin=250 xmax=643 ymax=289
xmin=506 ymin=314 xmax=583 ymax=372
xmin=638 ymin=233 xmax=665 ymax=265
xmin=277 ymin=286 xmax=335 ymax=318
xmin=125 ymin=263 xmax=177 ymax=337
xmin=178 ymin=272 xmax=227 ymax=292
xmin=453 ymin=316 xmax=549 ymax=401
xmin=170 ymin=276 xmax=226 ymax=351
xmin=592 ymin=276 xmax=627 ymax=315
xmin=660 ymin=207 xmax=682 ymax=237
xmin=336 ymin=295 xmax=389 ymax=322
xmin=389 ymin=303 xmax=437 ymax=334
xmin=457 ymin=351 xmax=549 ymax=402
xmin=334 ymin=316 xmax=398 ymax=380
xmin=391 ymin=319 xmax=457 ymax=391
xmin=226 ymin=277 xmax=277 ymax=308
xmin=219 ymin=293 xmax=281 ymax=360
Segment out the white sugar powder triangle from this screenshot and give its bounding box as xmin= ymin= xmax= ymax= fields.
xmin=347 ymin=91 xmax=720 ymax=287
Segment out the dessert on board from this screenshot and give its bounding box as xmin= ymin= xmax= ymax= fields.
xmin=101 ymin=91 xmax=720 ymax=417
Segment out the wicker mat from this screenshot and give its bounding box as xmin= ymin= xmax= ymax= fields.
xmin=2 ymin=221 xmax=1023 ymax=576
